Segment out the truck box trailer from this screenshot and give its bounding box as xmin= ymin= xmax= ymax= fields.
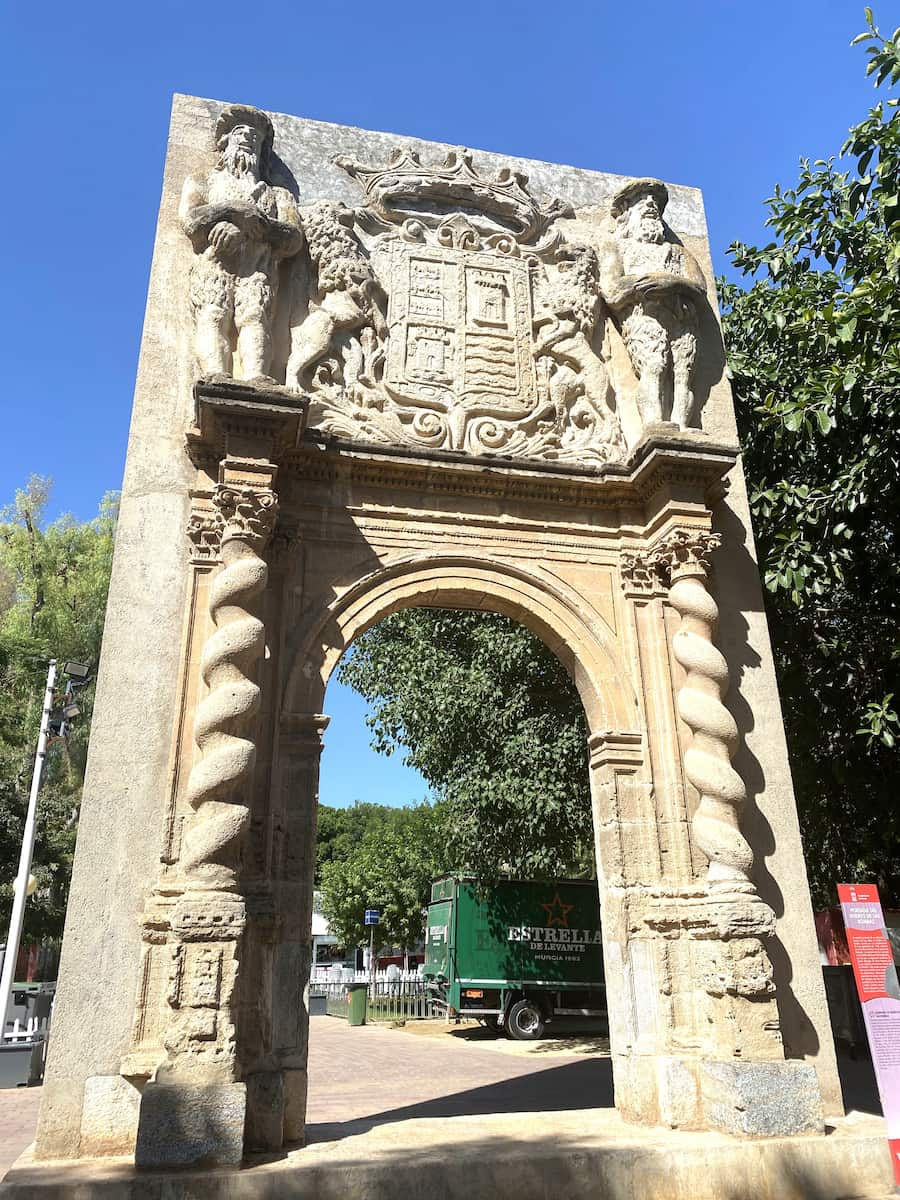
xmin=424 ymin=874 xmax=606 ymax=1040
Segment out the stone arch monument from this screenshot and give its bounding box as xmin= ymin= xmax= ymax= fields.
xmin=26 ymin=96 xmax=848 ymax=1178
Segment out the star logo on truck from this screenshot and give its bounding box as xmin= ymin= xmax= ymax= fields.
xmin=541 ymin=893 xmax=574 ymax=928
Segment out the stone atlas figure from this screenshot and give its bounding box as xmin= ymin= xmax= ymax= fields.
xmin=600 ymin=177 xmax=707 ymax=428
xmin=180 ymin=105 xmax=303 ymax=381
xmin=10 ymin=96 xmax=891 ymax=1200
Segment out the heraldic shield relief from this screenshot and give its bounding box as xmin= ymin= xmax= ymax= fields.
xmin=285 ymin=147 xmax=629 ymax=464
xmin=384 ymin=242 xmax=539 ymax=449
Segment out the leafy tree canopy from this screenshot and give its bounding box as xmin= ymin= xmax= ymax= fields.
xmin=316 ymin=801 xmax=450 ymax=951
xmin=719 ymin=10 xmax=900 ymax=903
xmin=0 ymin=478 xmax=117 ymax=941
xmin=338 ymin=609 xmax=594 ymax=883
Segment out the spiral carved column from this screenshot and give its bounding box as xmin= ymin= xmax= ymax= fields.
xmin=654 ymin=529 xmax=774 ymax=933
xmin=159 ymin=478 xmax=278 ymax=1086
xmin=181 ymin=483 xmax=277 ymax=889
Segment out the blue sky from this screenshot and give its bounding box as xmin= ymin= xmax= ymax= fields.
xmin=2 ymin=1 xmax=884 ymax=808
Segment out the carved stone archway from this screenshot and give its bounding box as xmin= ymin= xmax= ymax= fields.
xmin=27 ymin=98 xmax=843 ymax=1180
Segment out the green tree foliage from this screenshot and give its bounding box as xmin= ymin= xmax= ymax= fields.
xmin=0 ymin=478 xmax=117 ymax=941
xmin=338 ymin=610 xmax=594 ymax=882
xmin=316 ymin=801 xmax=450 ymax=952
xmin=718 ymin=12 xmax=900 ymax=905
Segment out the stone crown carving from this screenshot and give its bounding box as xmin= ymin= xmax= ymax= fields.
xmin=333 ymin=146 xmax=572 ymax=240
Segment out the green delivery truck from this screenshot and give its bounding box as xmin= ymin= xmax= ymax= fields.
xmin=424 ymin=875 xmax=606 ymax=1040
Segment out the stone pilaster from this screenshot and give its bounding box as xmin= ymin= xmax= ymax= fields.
xmin=130 ymin=381 xmax=308 ymax=1169
xmin=271 ymin=712 xmax=330 ymax=1147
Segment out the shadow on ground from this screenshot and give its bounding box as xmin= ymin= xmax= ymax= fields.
xmin=306 ymin=1056 xmax=615 ymax=1143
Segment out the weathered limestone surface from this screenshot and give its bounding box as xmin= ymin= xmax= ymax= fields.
xmin=28 ymin=93 xmax=843 ymax=1184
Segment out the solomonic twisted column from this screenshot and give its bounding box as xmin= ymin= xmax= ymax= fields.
xmin=157 ymin=478 xmax=278 ymax=1078
xmin=654 ymin=529 xmax=774 ymax=938
xmin=182 ymin=483 xmax=277 ymax=890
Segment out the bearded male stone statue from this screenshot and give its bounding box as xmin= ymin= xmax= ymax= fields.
xmin=600 ymin=178 xmax=708 ymax=429
xmin=179 ymin=105 xmax=303 ymax=381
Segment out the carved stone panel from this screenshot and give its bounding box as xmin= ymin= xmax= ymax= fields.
xmin=288 ymin=148 xmax=626 ymax=466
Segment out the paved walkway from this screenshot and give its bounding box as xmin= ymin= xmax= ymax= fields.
xmin=0 ymin=1090 xmax=41 ymax=1179
xmin=0 ymin=1017 xmax=612 ymax=1171
xmin=0 ymin=1018 xmax=883 ymax=1173
xmin=305 ymin=1016 xmax=614 ymax=1141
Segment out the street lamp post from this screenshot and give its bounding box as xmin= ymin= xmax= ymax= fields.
xmin=0 ymin=661 xmax=57 ymax=1041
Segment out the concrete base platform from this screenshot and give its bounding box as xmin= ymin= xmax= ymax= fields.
xmin=2 ymin=1108 xmax=896 ymax=1199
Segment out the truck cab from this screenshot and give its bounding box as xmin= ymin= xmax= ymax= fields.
xmin=424 ymin=875 xmax=606 ymax=1040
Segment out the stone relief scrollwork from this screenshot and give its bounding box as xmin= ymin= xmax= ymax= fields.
xmin=186 ymin=498 xmax=222 ymax=565
xmin=600 ymin=179 xmax=708 ymax=430
xmin=285 ymin=146 xmax=625 ymax=466
xmin=181 ymin=105 xmax=304 ymax=382
xmin=180 ymin=114 xmax=717 ymax=462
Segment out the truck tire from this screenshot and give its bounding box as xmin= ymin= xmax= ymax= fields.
xmin=506 ymin=998 xmax=545 ymax=1041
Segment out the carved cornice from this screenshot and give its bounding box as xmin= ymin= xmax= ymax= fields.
xmin=186 ymin=377 xmax=310 ymax=464
xmin=281 ymin=431 xmax=738 ymax=517
xmin=588 ymin=729 xmax=644 ymax=771
xmin=279 ymin=712 xmax=331 ymax=757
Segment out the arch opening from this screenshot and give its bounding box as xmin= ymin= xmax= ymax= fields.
xmin=302 ymin=598 xmax=618 ymax=1138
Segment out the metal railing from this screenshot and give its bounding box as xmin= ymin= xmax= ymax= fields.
xmin=313 ymin=971 xmax=439 ymax=1022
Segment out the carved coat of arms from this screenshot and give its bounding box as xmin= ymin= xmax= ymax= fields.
xmin=285 ymin=148 xmax=626 ymax=465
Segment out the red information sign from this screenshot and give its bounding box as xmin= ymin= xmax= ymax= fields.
xmin=838 ymin=883 xmax=900 ymax=1184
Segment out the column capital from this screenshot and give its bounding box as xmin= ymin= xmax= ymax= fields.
xmin=652 ymin=527 xmax=721 ymax=583
xmin=619 ymin=549 xmax=665 ymax=598
xmin=212 ymin=479 xmax=278 ymax=551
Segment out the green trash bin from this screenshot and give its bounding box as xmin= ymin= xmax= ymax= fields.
xmin=347 ymin=983 xmax=368 ymax=1026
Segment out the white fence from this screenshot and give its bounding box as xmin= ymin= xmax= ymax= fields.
xmin=4 ymin=1014 xmax=51 ymax=1044
xmin=311 ymin=966 xmax=424 ymax=986
xmin=311 ymin=968 xmax=438 ymax=1021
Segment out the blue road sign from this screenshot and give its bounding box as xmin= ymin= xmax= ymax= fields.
xmin=364 ymin=909 xmax=380 ymax=926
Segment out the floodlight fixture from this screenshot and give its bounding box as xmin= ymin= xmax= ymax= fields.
xmin=63 ymin=662 xmax=90 ymax=680
xmin=62 ymin=703 xmax=81 ymax=720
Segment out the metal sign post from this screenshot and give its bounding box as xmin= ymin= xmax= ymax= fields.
xmin=364 ymin=908 xmax=380 ymax=994
xmin=0 ymin=660 xmax=57 ymax=1042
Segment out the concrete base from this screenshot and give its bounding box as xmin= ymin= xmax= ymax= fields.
xmin=3 ymin=1108 xmax=895 ymax=1199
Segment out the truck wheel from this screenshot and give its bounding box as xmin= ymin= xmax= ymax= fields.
xmin=506 ymin=999 xmax=545 ymax=1041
